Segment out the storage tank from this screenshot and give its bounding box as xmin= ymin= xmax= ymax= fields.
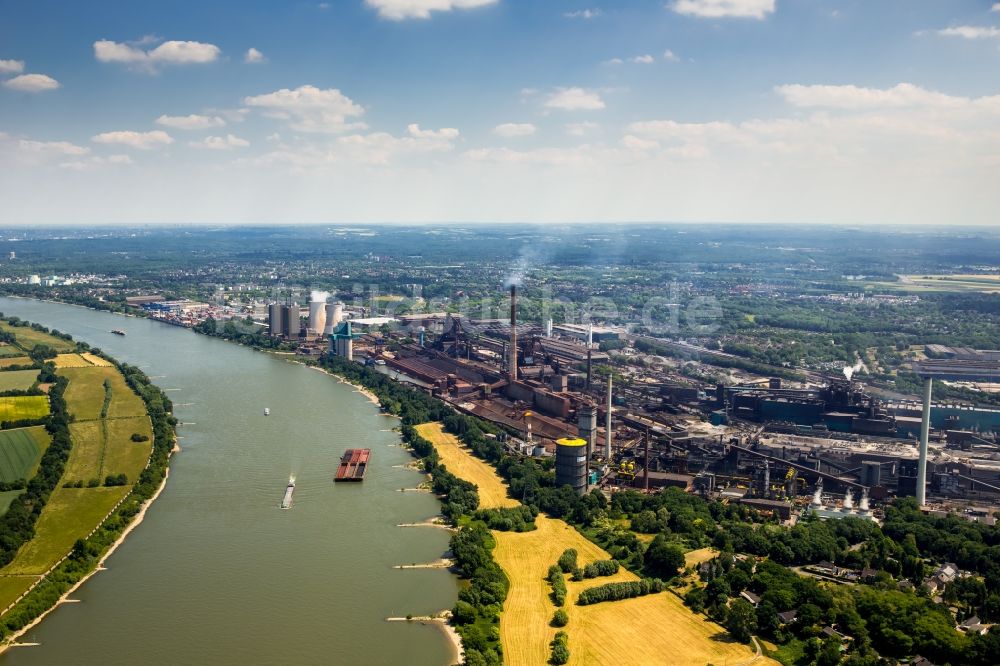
xmin=555 ymin=437 xmax=588 ymax=495
xmin=268 ymin=303 xmax=283 ymax=338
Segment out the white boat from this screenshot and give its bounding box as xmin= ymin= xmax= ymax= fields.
xmin=264 ymin=408 xmax=270 ymax=416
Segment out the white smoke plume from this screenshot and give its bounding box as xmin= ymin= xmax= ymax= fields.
xmin=310 ymin=290 xmax=329 ymax=303
xmin=842 ymin=359 xmax=869 ymax=380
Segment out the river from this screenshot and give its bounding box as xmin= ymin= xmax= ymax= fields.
xmin=0 ymin=298 xmax=457 ymax=665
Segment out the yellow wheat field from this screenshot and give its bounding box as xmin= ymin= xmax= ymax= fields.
xmin=416 ymin=423 xmax=774 ymax=666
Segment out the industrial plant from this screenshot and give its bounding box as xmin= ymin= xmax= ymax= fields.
xmin=269 ymin=282 xmax=1000 ymax=527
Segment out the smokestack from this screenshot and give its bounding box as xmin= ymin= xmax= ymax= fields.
xmin=643 ymin=428 xmax=650 ymax=492
xmin=509 ymin=285 xmax=518 ymax=382
xmin=586 ymin=349 xmax=592 ymax=390
xmin=605 ymin=374 xmax=613 ymax=459
xmin=587 ymin=324 xmax=593 ymax=347
xmin=917 ymin=377 xmax=932 ymax=506
xmin=545 ymin=318 xmax=553 ymax=338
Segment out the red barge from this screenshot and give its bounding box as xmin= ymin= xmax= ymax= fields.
xmin=335 ymin=448 xmax=370 ymax=482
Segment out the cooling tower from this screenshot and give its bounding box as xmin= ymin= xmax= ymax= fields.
xmin=323 ymin=302 xmax=344 ymax=336
xmin=555 ymin=437 xmax=588 ymax=495
xmin=309 ymin=301 xmax=326 ymax=336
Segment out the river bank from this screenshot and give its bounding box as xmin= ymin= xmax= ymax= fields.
xmin=0 ymin=457 xmax=175 ymax=655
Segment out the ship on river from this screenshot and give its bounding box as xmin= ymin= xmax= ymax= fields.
xmin=111 ymin=329 xmax=126 ymax=336
xmin=280 ymin=476 xmax=295 ymax=509
xmin=335 ymin=449 xmax=370 ymax=482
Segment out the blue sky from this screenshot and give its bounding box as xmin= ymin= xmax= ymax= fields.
xmin=1 ymin=0 xmax=999 ymax=225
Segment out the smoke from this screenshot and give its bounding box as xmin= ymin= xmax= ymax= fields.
xmin=310 ymin=290 xmax=329 ymax=303
xmin=842 ymin=359 xmax=869 ymax=380
xmin=503 ymin=243 xmax=552 ymax=288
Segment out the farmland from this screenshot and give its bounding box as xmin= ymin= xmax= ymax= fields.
xmin=0 ymin=396 xmax=49 ymax=422
xmin=1 ymin=487 xmax=129 ymax=575
xmin=0 ymin=576 xmax=36 ymax=616
xmin=0 ymin=357 xmax=31 ymax=368
xmin=0 ymin=323 xmax=75 ymax=353
xmin=60 ymin=366 xmax=146 ymax=421
xmin=63 ymin=417 xmax=152 ymax=484
xmin=0 ymin=369 xmax=40 ymax=392
xmin=0 ymin=427 xmax=50 ymax=483
xmin=416 ymin=423 xmax=769 ymax=666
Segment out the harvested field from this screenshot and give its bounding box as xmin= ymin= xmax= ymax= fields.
xmin=80 ymin=352 xmax=112 ymax=367
xmin=416 ymin=422 xmax=771 ymax=666
xmin=0 ymin=357 xmax=32 ymax=368
xmin=52 ymin=353 xmax=94 ymax=368
xmin=0 ymin=396 xmax=49 ymax=422
xmin=414 ymin=422 xmax=518 ymax=509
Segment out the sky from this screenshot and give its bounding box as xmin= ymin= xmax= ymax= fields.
xmin=1 ymin=0 xmax=999 ymax=226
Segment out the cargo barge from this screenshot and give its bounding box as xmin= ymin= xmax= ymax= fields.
xmin=335 ymin=448 xmax=370 ymax=482
xmin=281 ymin=476 xmax=295 ymax=509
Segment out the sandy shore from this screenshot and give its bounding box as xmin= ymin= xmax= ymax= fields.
xmin=393 ymin=557 xmax=455 ymax=570
xmin=386 ymin=611 xmax=462 ymax=664
xmin=0 ymin=451 xmax=175 ymax=654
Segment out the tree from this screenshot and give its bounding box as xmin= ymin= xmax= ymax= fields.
xmin=725 ymin=599 xmax=757 ymax=643
xmin=452 ymin=600 xmax=476 ymax=625
xmin=551 ymin=608 xmax=568 ymax=627
xmin=644 ymin=534 xmax=685 ymax=579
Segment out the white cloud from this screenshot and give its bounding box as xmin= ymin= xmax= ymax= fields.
xmin=364 ymin=0 xmax=497 ymax=20
xmin=663 ymin=49 xmax=680 ymax=62
xmin=565 ymin=121 xmax=598 ymax=136
xmin=92 ymin=130 xmax=174 ymax=149
xmin=2 ymin=74 xmax=60 ymax=92
xmin=605 ymin=58 xmax=624 ymax=65
xmin=565 ymin=9 xmax=600 ymax=19
xmin=155 ymin=114 xmax=226 ymax=130
xmin=935 ymin=26 xmax=1000 ymax=40
xmin=775 ymin=82 xmax=1000 ymax=110
xmin=93 ymin=39 xmax=220 ymax=72
xmin=407 ymin=123 xmax=459 ymax=139
xmin=243 ymin=84 xmax=367 ymax=133
xmin=993 ymin=3 xmax=1000 ymax=12
xmin=670 ymin=0 xmax=775 ymax=20
xmin=18 ymin=139 xmax=89 ymax=155
xmin=0 ymin=59 xmax=25 ymax=74
xmin=191 ymin=134 xmax=250 ymax=150
xmin=493 ymin=122 xmax=537 ymax=137
xmin=631 ymin=54 xmax=655 ymax=64
xmin=544 ymin=87 xmax=605 ymax=111
xmin=620 ymin=135 xmax=659 ymax=151
xmin=106 ymin=154 xmax=134 ymax=164
xmin=244 ymin=47 xmax=267 ymax=64
xmin=463 ymin=146 xmax=596 ymax=167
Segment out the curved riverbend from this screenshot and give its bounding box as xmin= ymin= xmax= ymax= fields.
xmin=0 ymin=297 xmax=457 ymax=666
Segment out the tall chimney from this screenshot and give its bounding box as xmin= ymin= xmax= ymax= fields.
xmin=509 ymin=285 xmax=518 ymax=382
xmin=643 ymin=428 xmax=650 ymax=492
xmin=605 ymin=373 xmax=613 ymax=459
xmin=586 ymin=349 xmax=592 ymax=390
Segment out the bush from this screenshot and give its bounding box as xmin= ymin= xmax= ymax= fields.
xmin=558 ymin=548 xmax=578 ymax=573
xmin=577 ymin=578 xmax=665 ymax=606
xmin=551 ymin=608 xmax=569 ymax=627
xmin=549 ymin=631 xmax=570 ymax=665
xmin=548 ymin=565 xmax=567 ymax=606
xmin=130 ymin=433 xmax=150 ymax=442
xmin=578 ymin=559 xmax=619 ymax=580
xmin=103 ymin=473 xmax=127 ymax=487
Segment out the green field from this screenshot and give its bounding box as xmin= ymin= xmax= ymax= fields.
xmin=0 ymin=323 xmax=75 ymax=353
xmin=60 ymin=366 xmax=146 ymax=421
xmin=0 ymin=489 xmax=24 ymax=515
xmin=0 ymin=396 xmax=49 ymax=422
xmin=1 ymin=487 xmax=129 ymax=576
xmin=0 ymin=427 xmax=50 ymax=483
xmin=63 ymin=421 xmax=104 ymax=482
xmin=0 ymin=345 xmax=25 ymax=358
xmin=105 ymin=417 xmax=153 ymax=480
xmin=0 ymin=369 xmax=40 ymax=392
xmin=0 ymin=575 xmax=38 ymax=614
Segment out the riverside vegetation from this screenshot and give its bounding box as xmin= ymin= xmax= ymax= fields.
xmin=0 ymin=316 xmax=175 ymax=641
